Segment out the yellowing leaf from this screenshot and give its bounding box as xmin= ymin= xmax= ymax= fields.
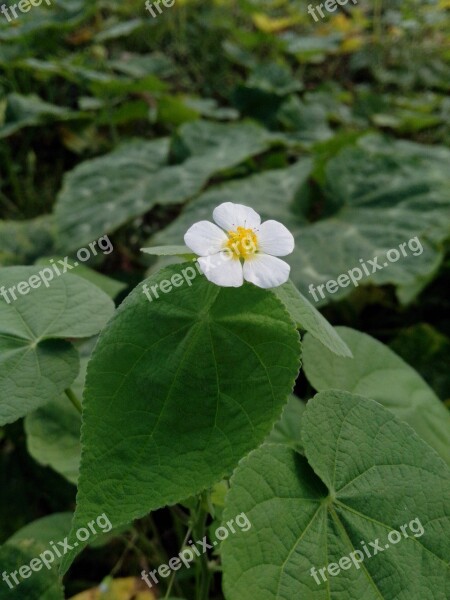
xmin=330 ymin=13 xmax=353 ymax=33
xmin=252 ymin=12 xmax=301 ymax=33
xmin=341 ymin=35 xmax=364 ymax=52
xmin=69 ymin=577 xmax=157 ymax=600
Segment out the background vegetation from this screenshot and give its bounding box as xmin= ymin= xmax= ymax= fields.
xmin=0 ymin=0 xmax=449 ymax=598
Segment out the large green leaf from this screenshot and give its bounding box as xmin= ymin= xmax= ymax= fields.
xmin=55 ymin=121 xmax=274 ymax=252
xmin=60 ymin=263 xmax=301 ymax=572
xmin=303 ymin=327 xmax=450 ymax=466
xmin=0 ymin=267 xmax=114 ymax=425
xmin=299 ymin=135 xmax=450 ymax=305
xmin=54 ymin=138 xmax=169 ymax=251
xmin=222 ymin=391 xmax=450 ymax=600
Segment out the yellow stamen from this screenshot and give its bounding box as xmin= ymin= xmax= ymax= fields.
xmin=226 ymin=226 xmax=258 ymax=259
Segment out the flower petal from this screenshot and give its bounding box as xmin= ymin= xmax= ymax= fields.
xmin=257 ymin=220 xmax=295 ymax=256
xmin=184 ymin=221 xmax=228 ymax=256
xmin=213 ymin=202 xmax=261 ymax=231
xmin=243 ymin=253 xmax=290 ymax=289
xmin=198 ymin=252 xmax=244 ymax=287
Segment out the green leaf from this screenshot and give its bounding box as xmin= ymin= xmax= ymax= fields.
xmin=277 ymin=95 xmax=333 ymax=143
xmin=246 ymin=63 xmax=303 ymax=96
xmin=94 ymin=18 xmax=145 ymax=42
xmin=25 ymin=396 xmax=81 ymax=485
xmin=266 ymin=394 xmax=305 ymax=452
xmin=108 ymin=52 xmax=176 ymax=79
xmin=0 ymin=216 xmax=55 ymax=266
xmin=0 ymin=513 xmax=73 ymax=600
xmin=0 ymin=544 xmax=64 ymax=600
xmin=60 ymin=263 xmax=301 ymax=572
xmin=140 ymin=245 xmax=195 ymax=258
xmin=8 ymin=512 xmax=73 ymax=549
xmin=283 ymin=33 xmax=341 ymax=62
xmin=299 ymin=135 xmax=450 ymax=305
xmin=0 ymin=0 xmax=94 ymax=42
xmin=0 ymin=93 xmax=83 ymax=138
xmin=54 ymin=138 xmax=169 ymax=251
xmin=24 ymin=355 xmax=88 ymax=484
xmin=390 ymin=324 xmax=450 ymax=401
xmin=0 ymin=267 xmax=114 ymax=425
xmin=303 ymin=327 xmax=450 ymax=466
xmin=147 ymin=160 xmax=312 ymax=250
xmin=222 ymin=391 xmax=450 ymax=600
xmin=55 ymin=121 xmax=273 ymax=252
xmin=35 ymin=257 xmax=126 ymax=299
xmin=274 ymin=279 xmax=352 ymax=357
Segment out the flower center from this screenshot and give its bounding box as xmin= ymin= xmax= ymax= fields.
xmin=226 ymin=226 xmax=258 ymax=259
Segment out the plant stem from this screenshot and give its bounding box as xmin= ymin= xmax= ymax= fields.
xmin=194 ymin=495 xmax=211 ymax=600
xmin=64 ymin=388 xmax=82 ymax=414
xmin=163 ymin=520 xmax=193 ymax=599
xmin=373 ymin=0 xmax=383 ymax=48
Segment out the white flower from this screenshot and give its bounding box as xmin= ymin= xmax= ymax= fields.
xmin=184 ymin=202 xmax=294 ymax=289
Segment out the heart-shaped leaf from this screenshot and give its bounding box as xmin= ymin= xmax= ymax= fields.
xmin=222 ymin=391 xmax=450 ymax=600
xmin=0 ymin=267 xmax=114 ymax=425
xmin=303 ymin=327 xmax=450 ymax=465
xmin=60 ymin=263 xmax=301 ymax=572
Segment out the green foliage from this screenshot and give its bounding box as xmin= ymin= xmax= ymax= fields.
xmin=55 ymin=121 xmax=275 ymax=251
xmin=222 ymin=391 xmax=450 ymax=599
xmin=0 ymin=268 xmax=114 ymax=425
xmin=1 ymin=0 xmax=449 ymax=598
xmin=303 ymin=327 xmax=450 ymax=465
xmin=60 ymin=264 xmax=301 ymax=571
xmin=274 ymin=279 xmax=352 ymax=357
xmin=0 ymin=217 xmax=55 ymax=266
xmin=0 ymin=513 xmax=72 ymax=600
xmin=24 ymin=355 xmax=88 ymax=485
